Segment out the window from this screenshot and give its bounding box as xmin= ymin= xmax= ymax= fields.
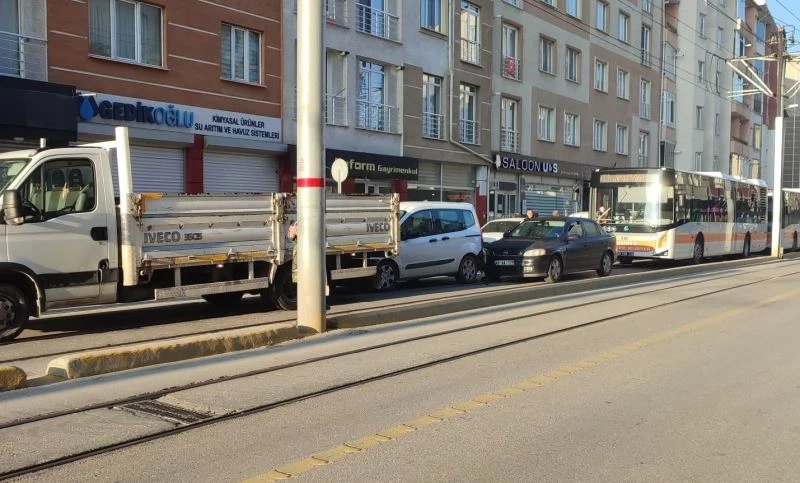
xmin=716 ymin=70 xmax=722 ymax=93
xmin=734 ymin=31 xmax=746 ymax=56
xmin=504 ymin=0 xmax=521 ymax=6
xmin=422 ymin=74 xmax=443 ymax=139
xmin=753 ymin=124 xmax=762 ymax=149
xmin=618 ymin=12 xmax=629 ymax=43
xmin=500 ymin=98 xmax=519 ymax=152
xmin=640 ymin=79 xmax=651 ymax=119
xmin=642 ymin=0 xmax=651 ymax=14
xmin=698 ymin=61 xmax=705 ymax=83
xmin=18 ymin=159 xmax=97 ymax=221
xmin=538 ymin=106 xmax=555 ymax=142
xmin=539 ymin=37 xmax=554 ymax=74
xmin=460 ymin=1 xmax=480 ymax=65
xmin=221 ymin=24 xmax=261 ymax=83
xmin=593 ymin=119 xmax=607 ymax=151
xmin=694 ymin=152 xmax=702 ymax=171
xmin=736 ymin=0 xmax=745 ymax=19
xmin=717 ymin=27 xmax=724 ymax=50
xmin=358 ymin=61 xmax=392 ymax=132
xmin=663 ymin=43 xmax=676 ymax=80
xmin=732 ymin=73 xmax=744 ymax=102
xmin=596 ymin=1 xmax=608 ymax=31
xmin=356 ymin=0 xmax=400 ymax=41
xmin=325 ymin=51 xmax=347 ymax=126
xmin=661 ymin=91 xmax=676 ymax=126
xmin=88 ymin=0 xmax=163 ymax=66
xmin=594 ymin=60 xmax=608 ymax=92
xmin=617 ymin=69 xmax=629 ymax=99
xmin=615 ymin=124 xmax=628 ymax=155
xmin=502 ymin=24 xmax=520 ymax=80
xmin=641 ymin=25 xmax=651 ymax=65
xmin=421 ymin=0 xmax=444 ymax=32
xmin=566 ymin=47 xmax=580 ymax=82
xmin=638 ymin=132 xmax=649 ymax=167
xmin=564 ymin=112 xmax=580 ymax=146
xmin=715 ymin=113 xmax=720 ymax=135
xmin=699 ymin=14 xmax=706 ymax=38
xmin=567 ymin=0 xmax=580 ymax=17
xmin=696 ymin=105 xmax=703 ymax=130
xmin=541 ymin=0 xmax=556 ymax=5
xmin=459 ymin=83 xmax=478 ymax=144
xmin=401 ymin=210 xmax=434 ymax=240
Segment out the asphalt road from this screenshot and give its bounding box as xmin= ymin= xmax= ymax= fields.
xmin=4 ymin=257 xmax=799 ymax=482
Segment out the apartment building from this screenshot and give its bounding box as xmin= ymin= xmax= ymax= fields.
xmin=2 ymin=0 xmax=285 ymax=193
xmin=778 ymin=58 xmax=800 ymax=187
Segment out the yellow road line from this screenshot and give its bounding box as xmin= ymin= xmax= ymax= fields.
xmin=243 ymin=286 xmax=800 ymax=482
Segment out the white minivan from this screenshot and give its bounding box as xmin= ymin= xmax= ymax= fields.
xmin=374 ymin=202 xmax=483 ymax=290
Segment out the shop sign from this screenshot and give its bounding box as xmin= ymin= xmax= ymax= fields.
xmin=77 ymin=92 xmax=281 ymax=142
xmin=325 ymin=149 xmax=418 ymax=180
xmin=495 ymin=154 xmax=558 ymax=174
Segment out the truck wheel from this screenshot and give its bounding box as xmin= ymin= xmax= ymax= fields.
xmin=202 ymin=292 xmax=244 ymax=309
xmin=270 ymin=266 xmax=297 ymax=311
xmin=0 ymin=284 xmax=29 ymax=342
xmin=456 ymin=254 xmax=479 ymax=284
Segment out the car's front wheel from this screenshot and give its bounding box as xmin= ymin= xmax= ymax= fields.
xmin=596 ymin=251 xmax=613 ymax=277
xmin=374 ymin=259 xmax=399 ymax=291
xmin=544 ymin=256 xmax=563 ymax=283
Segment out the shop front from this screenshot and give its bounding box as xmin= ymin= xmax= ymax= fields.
xmin=0 ymin=76 xmax=77 ymax=151
xmin=76 ymin=92 xmax=284 ymax=194
xmin=408 ymin=160 xmax=476 ymax=204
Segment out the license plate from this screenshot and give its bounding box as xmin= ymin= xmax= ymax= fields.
xmin=620 ymin=252 xmax=634 ymax=257
xmin=494 ymin=260 xmax=515 ymax=266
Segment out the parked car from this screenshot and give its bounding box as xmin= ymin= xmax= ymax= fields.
xmin=373 ymin=202 xmax=483 ymax=290
xmin=481 ymin=217 xmax=525 ymax=243
xmin=484 ymin=216 xmax=616 ymax=283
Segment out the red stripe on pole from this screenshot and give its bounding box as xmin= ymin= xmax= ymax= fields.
xmin=297 ymin=177 xmax=325 ymax=188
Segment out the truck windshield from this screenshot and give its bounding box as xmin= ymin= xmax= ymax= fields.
xmin=0 ymin=158 xmax=30 ymax=191
xmin=593 ymin=183 xmax=675 ymax=226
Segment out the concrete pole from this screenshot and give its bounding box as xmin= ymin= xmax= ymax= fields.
xmin=771 ymin=30 xmax=786 ymax=259
xmin=296 ymin=0 xmax=326 ymax=332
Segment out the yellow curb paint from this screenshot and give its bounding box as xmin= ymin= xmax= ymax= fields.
xmin=451 ymin=400 xmax=487 ymax=412
xmin=244 ymin=285 xmax=800 ymax=482
xmin=312 ymin=445 xmax=360 ymax=463
xmin=376 ymin=425 xmax=415 ymax=439
xmin=511 ymin=379 xmax=544 ymax=391
xmin=273 ymin=457 xmax=326 ymax=477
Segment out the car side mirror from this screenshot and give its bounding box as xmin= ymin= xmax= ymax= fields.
xmin=3 ymin=189 xmax=24 ymax=225
xmin=567 ymin=233 xmax=580 ymax=241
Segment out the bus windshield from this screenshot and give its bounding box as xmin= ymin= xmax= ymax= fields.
xmin=593 ymin=183 xmax=674 ymax=226
xmin=0 ymin=158 xmax=30 ymax=191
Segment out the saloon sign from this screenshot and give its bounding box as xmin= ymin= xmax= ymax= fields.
xmin=494 ymin=152 xmax=585 ymax=179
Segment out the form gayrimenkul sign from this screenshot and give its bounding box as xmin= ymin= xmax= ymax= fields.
xmin=77 ymin=92 xmax=281 ymax=142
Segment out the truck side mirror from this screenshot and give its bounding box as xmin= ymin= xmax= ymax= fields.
xmin=3 ymin=189 xmax=24 ymax=225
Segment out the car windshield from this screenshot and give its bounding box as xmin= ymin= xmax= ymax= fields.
xmin=0 ymin=158 xmax=30 ymax=191
xmin=483 ymin=220 xmax=521 ymax=233
xmin=507 ymin=220 xmax=565 ymax=239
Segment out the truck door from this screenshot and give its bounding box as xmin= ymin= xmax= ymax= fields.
xmin=6 ymin=156 xmax=108 ymax=304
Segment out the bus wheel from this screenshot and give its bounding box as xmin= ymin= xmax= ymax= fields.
xmin=691 ymin=239 xmax=704 ymax=264
xmin=793 ymin=233 xmax=798 ymax=252
xmin=742 ymin=235 xmax=751 ymax=258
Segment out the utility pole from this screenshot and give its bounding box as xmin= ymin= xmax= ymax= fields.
xmin=295 ymin=0 xmax=326 ymax=332
xmin=770 ymin=27 xmax=786 ymax=259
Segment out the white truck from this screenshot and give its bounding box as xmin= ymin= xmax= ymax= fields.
xmin=0 ymin=127 xmax=399 ymax=341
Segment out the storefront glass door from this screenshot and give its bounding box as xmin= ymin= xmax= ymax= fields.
xmin=488 ymin=190 xmax=518 ymax=220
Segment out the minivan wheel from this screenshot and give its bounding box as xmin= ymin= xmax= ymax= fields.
xmin=0 ymin=284 xmax=28 ymax=342
xmin=456 ymin=254 xmax=479 ymax=284
xmin=742 ymin=235 xmax=751 ymax=258
xmin=793 ymin=233 xmax=798 ymax=251
xmin=544 ymin=256 xmax=563 ymax=283
xmin=374 ymin=259 xmax=399 ymax=291
xmin=597 ymin=251 xmax=613 ymax=277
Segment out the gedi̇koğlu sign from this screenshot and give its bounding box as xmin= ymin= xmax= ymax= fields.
xmin=77 ymin=92 xmax=281 ymax=142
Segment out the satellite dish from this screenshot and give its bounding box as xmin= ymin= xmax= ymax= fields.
xmin=331 ymin=157 xmax=349 ymax=193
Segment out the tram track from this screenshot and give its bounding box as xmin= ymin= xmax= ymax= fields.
xmin=2 ymin=261 xmax=798 ymax=480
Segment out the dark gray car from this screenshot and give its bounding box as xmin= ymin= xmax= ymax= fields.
xmin=484 ymin=217 xmax=616 ymax=283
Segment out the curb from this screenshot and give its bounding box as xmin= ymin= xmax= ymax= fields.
xmin=46 ymin=322 xmax=298 ymax=380
xmin=0 ymin=365 xmax=27 ymax=392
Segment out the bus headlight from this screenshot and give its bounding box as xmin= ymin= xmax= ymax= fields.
xmin=524 ymin=248 xmax=547 ymax=257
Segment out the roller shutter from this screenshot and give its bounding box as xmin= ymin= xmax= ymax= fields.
xmin=203 ymin=151 xmax=280 ymax=193
xmin=442 ymin=163 xmax=473 ymax=188
xmin=417 ymin=161 xmax=440 ymax=185
xmin=524 ymin=185 xmax=575 ymax=216
xmin=110 ymin=145 xmax=185 ymax=194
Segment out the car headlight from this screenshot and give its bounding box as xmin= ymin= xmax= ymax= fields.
xmin=524 ymin=248 xmax=547 ymax=257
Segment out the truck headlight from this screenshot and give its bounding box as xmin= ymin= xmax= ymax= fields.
xmin=524 ymin=248 xmax=546 ymax=257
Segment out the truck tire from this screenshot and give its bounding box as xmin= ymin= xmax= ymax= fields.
xmin=270 ymin=266 xmax=297 ymax=311
xmin=0 ymin=283 xmax=29 ymax=342
xmin=202 ymin=292 xmax=244 ymax=309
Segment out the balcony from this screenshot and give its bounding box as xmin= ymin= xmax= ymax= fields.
xmin=355 ymin=4 xmax=400 ymax=42
xmin=640 ymin=48 xmax=650 ymax=67
xmin=459 ymin=119 xmax=479 ymax=145
xmin=640 ymin=102 xmax=651 ymax=120
xmin=325 ymin=94 xmax=347 ymax=126
xmin=460 ymin=39 xmax=481 ymax=65
xmin=357 ymin=100 xmax=399 ymax=133
xmin=326 ymin=0 xmax=349 ymax=27
xmin=500 ymin=127 xmax=519 ymax=152
xmin=0 ymin=31 xmax=47 ymax=81
xmin=422 ymin=112 xmax=444 ymax=140
xmin=501 ymin=55 xmax=520 ymax=81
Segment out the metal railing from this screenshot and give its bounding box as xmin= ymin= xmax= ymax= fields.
xmin=502 ymin=55 xmax=520 ymax=80
xmin=459 ymin=119 xmax=479 ymax=144
xmin=325 ymin=94 xmax=347 ymax=126
xmin=640 ymin=48 xmax=650 ymax=66
xmin=0 ymin=31 xmax=47 ymax=81
xmin=422 ymin=112 xmax=444 ymax=139
xmin=637 ymin=155 xmax=648 ymax=167
xmin=504 ymin=0 xmax=521 ymax=6
xmin=326 ymin=0 xmax=349 ymax=27
xmin=500 ymin=128 xmax=519 ymax=152
xmin=355 ymin=4 xmax=400 ymax=41
xmin=357 ymin=100 xmax=398 ymax=133
xmin=460 ymin=39 xmax=480 ymax=65
xmin=640 ymin=102 xmax=651 ymax=119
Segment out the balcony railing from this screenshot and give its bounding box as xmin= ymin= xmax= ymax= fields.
xmin=640 ymin=48 xmax=650 ymax=66
xmin=357 ymin=100 xmax=398 ymax=133
xmin=326 ymin=0 xmax=349 ymax=27
xmin=640 ymin=102 xmax=651 ymax=119
xmin=355 ymin=4 xmax=400 ymax=41
xmin=422 ymin=112 xmax=444 ymax=140
xmin=500 ymin=128 xmax=519 ymax=152
xmin=504 ymin=0 xmax=521 ymax=6
xmin=502 ymin=55 xmax=520 ymax=80
xmin=0 ymin=30 xmax=47 ymax=81
xmin=459 ymin=119 xmax=479 ymax=145
xmin=325 ymin=94 xmax=347 ymax=126
xmin=638 ymin=155 xmax=649 ymax=167
xmin=460 ymin=39 xmax=480 ymax=65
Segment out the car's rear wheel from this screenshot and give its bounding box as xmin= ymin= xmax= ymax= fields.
xmin=544 ymin=256 xmax=562 ymax=283
xmin=374 ymin=259 xmax=399 ymax=291
xmin=596 ymin=251 xmax=613 ymax=277
xmin=456 ymin=254 xmax=479 ymax=284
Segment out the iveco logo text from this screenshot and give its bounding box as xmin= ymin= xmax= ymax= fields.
xmin=144 ymin=231 xmax=203 ymax=244
xmin=366 ymin=222 xmax=391 ymax=233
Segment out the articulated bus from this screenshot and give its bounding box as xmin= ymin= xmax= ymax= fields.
xmin=589 ymin=168 xmax=768 ymax=264
xmin=768 ymin=188 xmax=800 ymax=252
